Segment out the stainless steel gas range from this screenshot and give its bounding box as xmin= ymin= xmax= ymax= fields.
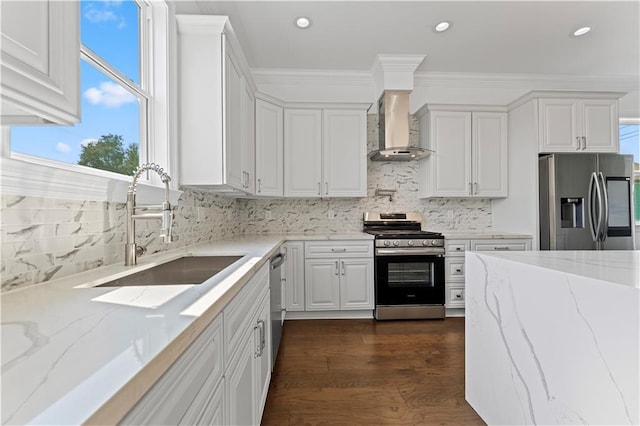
xmin=363 ymin=212 xmax=445 ymax=320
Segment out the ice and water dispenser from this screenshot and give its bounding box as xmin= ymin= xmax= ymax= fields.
xmin=560 ymin=197 xmax=584 ymax=228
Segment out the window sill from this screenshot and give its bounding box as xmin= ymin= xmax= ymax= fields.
xmin=1 ymin=154 xmax=182 ymax=205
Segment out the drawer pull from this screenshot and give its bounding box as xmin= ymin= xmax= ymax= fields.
xmin=455 ymin=247 xmax=462 ymax=251
xmin=455 ymin=268 xmax=462 ymax=273
xmin=331 ymin=248 xmax=347 ymax=252
xmin=455 ymin=294 xmax=462 ymax=299
xmin=494 ymin=246 xmax=510 ymax=251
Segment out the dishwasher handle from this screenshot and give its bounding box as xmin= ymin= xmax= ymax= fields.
xmin=270 ymin=253 xmax=285 ymax=270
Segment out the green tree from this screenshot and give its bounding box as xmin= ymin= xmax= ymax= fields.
xmin=78 ymin=133 xmax=139 ymax=175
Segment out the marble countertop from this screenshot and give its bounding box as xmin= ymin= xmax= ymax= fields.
xmin=476 ymin=250 xmax=640 ymax=289
xmin=443 ymin=231 xmax=533 ymax=239
xmin=1 ymin=232 xmax=372 ymax=425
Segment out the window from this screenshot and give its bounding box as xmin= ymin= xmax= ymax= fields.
xmin=10 ymin=0 xmax=146 ymax=176
xmin=619 ymin=121 xmax=640 ymax=223
xmin=1 ymin=1 xmax=174 ymax=202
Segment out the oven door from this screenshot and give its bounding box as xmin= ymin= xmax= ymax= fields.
xmin=375 ymin=250 xmax=445 ymax=305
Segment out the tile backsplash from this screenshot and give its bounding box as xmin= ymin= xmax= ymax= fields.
xmin=1 ymin=115 xmax=491 ymax=292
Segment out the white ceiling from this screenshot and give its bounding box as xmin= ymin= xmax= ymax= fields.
xmin=173 ymin=0 xmax=640 ymax=77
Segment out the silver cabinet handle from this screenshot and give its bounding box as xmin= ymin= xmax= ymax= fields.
xmin=253 ymin=323 xmax=261 ymax=357
xmin=576 ymin=137 xmax=581 ymax=151
xmin=341 ymin=261 xmax=345 ymax=275
xmin=318 ymin=182 xmax=321 ymax=195
xmin=469 ymin=182 xmax=472 ymax=195
xmin=331 ymin=248 xmax=347 ymax=252
xmin=493 ymin=246 xmax=510 ymax=250
xmin=257 ymin=178 xmax=262 ymax=193
xmin=474 ymin=182 xmax=478 ymax=195
xmin=325 ymin=182 xmax=329 ymax=195
xmin=335 ymin=261 xmax=339 ymax=275
xmin=582 ymin=136 xmax=587 ymax=150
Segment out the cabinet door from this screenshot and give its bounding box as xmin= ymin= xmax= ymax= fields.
xmin=224 ymin=40 xmax=245 ymax=191
xmin=0 ymin=1 xmax=80 ymax=125
xmin=339 ymin=258 xmax=374 ymax=310
xmin=194 ymin=379 xmax=225 ymax=426
xmin=538 ymin=98 xmax=580 ymax=152
xmin=581 ymin=99 xmax=619 ymax=152
xmin=255 ymin=99 xmax=284 ymax=196
xmin=322 ymin=109 xmax=367 ymax=197
xmin=305 ymin=259 xmax=340 ymax=311
xmin=430 ymin=111 xmax=472 ymax=196
xmin=472 ymin=112 xmax=508 ymax=197
xmin=225 ymin=335 xmax=257 ymax=426
xmin=254 ymin=293 xmax=272 ymax=420
xmin=284 ymin=109 xmax=323 ymax=197
xmin=284 ymin=241 xmax=305 ymax=312
xmin=242 ymin=86 xmax=256 ymax=193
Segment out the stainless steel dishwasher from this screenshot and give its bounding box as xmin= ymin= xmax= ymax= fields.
xmin=269 ymin=250 xmax=285 ymax=370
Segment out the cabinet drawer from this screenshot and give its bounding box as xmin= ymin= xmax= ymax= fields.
xmin=446 ymin=240 xmax=470 ymax=256
xmin=471 ymin=239 xmax=531 ymax=252
xmin=446 ymin=286 xmax=465 ymax=307
xmin=447 ymin=260 xmax=465 ymax=279
xmin=122 ymin=314 xmax=224 ymax=425
xmin=224 ymin=263 xmax=269 ymax=363
xmin=304 ymin=240 xmax=373 ymax=258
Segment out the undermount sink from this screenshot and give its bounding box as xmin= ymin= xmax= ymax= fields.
xmin=97 ymin=255 xmax=244 ymax=287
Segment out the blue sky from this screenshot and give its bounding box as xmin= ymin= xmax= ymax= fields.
xmin=11 ymin=0 xmax=140 ymax=164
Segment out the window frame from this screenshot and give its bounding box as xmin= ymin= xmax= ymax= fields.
xmin=0 ymin=0 xmax=180 ymax=204
xmin=619 ymin=117 xmax=640 ymax=226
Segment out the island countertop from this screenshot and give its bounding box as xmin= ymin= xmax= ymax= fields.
xmin=0 ymin=233 xmax=373 ymax=425
xmin=465 ymin=249 xmax=639 ymax=425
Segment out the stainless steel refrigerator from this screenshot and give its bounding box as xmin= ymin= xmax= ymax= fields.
xmin=539 ymin=153 xmax=635 ymax=250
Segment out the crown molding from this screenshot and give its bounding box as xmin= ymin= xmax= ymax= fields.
xmin=251 ymin=68 xmax=374 ymax=87
xmin=413 ymin=72 xmax=640 ymax=92
xmin=250 ymin=68 xmax=639 ymax=93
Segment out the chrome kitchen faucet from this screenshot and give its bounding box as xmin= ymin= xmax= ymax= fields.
xmin=125 ymin=163 xmax=175 ymax=266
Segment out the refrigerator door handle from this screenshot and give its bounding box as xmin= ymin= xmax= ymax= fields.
xmin=599 ymin=172 xmax=609 ymax=242
xmin=588 ymin=172 xmax=600 ymax=243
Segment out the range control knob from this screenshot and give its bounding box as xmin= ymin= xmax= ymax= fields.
xmin=431 ymin=240 xmax=438 ymax=246
xmin=393 ymin=240 xmax=400 ymax=247
xmin=407 ymin=240 xmax=414 ymax=246
xmin=383 ymin=240 xmax=391 ymax=247
xmin=422 ymin=240 xmax=429 ymax=246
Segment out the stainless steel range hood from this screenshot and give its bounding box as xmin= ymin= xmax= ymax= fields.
xmin=369 ymin=90 xmax=431 ymax=161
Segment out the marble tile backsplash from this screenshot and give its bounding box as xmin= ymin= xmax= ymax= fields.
xmin=1 ymin=189 xmax=241 ymax=293
xmin=1 ymin=115 xmax=491 ymax=292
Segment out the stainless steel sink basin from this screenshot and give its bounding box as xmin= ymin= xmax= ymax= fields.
xmin=97 ymin=255 xmax=243 ymax=287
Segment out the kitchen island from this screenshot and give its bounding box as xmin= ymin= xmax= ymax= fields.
xmin=465 ymin=250 xmax=639 ymax=425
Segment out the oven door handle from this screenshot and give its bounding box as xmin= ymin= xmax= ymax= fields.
xmin=375 ymin=248 xmax=444 ymax=256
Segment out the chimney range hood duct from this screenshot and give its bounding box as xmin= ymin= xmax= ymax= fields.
xmin=369 ymin=90 xmax=431 ymax=161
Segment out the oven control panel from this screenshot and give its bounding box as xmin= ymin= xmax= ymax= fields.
xmin=376 ymin=239 xmax=444 ymax=248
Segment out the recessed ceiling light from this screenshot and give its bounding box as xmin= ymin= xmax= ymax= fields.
xmin=435 ymin=21 xmax=450 ymax=32
xmin=573 ymin=26 xmax=591 ymax=36
xmin=296 ymin=17 xmax=311 ymax=29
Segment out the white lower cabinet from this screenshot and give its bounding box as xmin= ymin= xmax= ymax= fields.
xmin=284 ymin=241 xmax=305 ymax=312
xmin=224 ymin=265 xmax=271 ymax=425
xmin=304 ymin=241 xmax=374 ymax=312
xmin=121 ymin=315 xmax=224 ymax=425
xmin=445 ymin=237 xmax=531 ymax=313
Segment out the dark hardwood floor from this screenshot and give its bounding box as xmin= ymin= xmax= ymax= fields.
xmin=261 ymin=317 xmax=485 ymax=425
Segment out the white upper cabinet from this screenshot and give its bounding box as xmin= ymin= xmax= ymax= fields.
xmin=255 ymin=97 xmax=284 ymax=197
xmin=176 ymin=15 xmax=256 ymax=194
xmin=284 ymin=106 xmax=367 ymax=198
xmin=0 ymin=0 xmax=80 ymax=125
xmin=538 ymin=97 xmax=619 ymax=153
xmin=418 ymin=106 xmax=508 ymax=198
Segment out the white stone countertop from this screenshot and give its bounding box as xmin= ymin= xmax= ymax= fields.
xmin=0 ymin=233 xmax=372 ymax=425
xmin=442 ymin=231 xmax=533 ymax=239
xmin=465 ymin=249 xmax=639 ymax=425
xmin=477 ymin=250 xmax=640 ymax=288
